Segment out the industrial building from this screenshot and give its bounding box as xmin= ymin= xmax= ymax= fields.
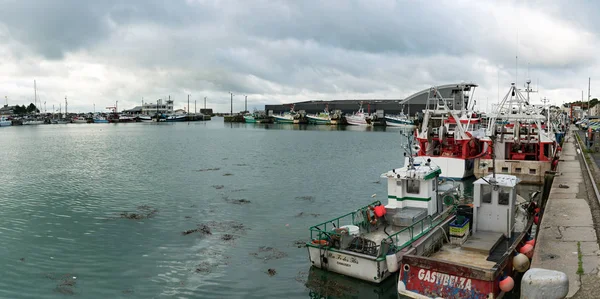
xmin=264 ymin=83 xmax=477 ymax=117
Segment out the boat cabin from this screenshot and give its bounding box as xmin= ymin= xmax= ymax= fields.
xmin=382 ymin=157 xmax=443 ymax=223
xmin=473 ymin=174 xmax=520 ymax=238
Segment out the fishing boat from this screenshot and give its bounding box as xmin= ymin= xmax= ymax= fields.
xmin=93 ymin=116 xmax=109 ymax=123
xmin=307 ymin=106 xmax=332 ymax=125
xmin=118 ymin=115 xmax=136 ymax=123
xmin=306 ymin=136 xmax=458 ymax=283
xmin=165 ymin=114 xmax=187 ymax=122
xmin=0 ymin=117 xmax=11 ymax=127
xmin=72 ymin=116 xmax=88 ymax=123
xmin=411 ymin=83 xmax=484 ymax=179
xmin=385 ymin=112 xmax=414 ymax=128
xmin=52 ymin=119 xmax=69 ymax=124
xmin=22 ymin=119 xmax=44 ymax=125
xmin=272 ymin=105 xmax=298 ymax=124
xmin=137 ymin=114 xmax=153 ymax=122
xmin=397 ymin=172 xmax=540 ymax=298
xmin=243 ymin=113 xmax=257 ymax=123
xmin=475 ymin=81 xmax=559 ymax=184
xmin=345 ymin=103 xmax=371 ymax=126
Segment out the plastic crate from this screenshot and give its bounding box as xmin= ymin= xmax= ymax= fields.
xmin=449 ymin=219 xmax=470 ymax=237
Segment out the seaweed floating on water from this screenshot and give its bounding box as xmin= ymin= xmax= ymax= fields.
xmin=250 ymin=246 xmax=288 ymax=261
xmin=221 ymin=234 xmax=235 ymax=241
xmin=234 ymin=163 xmax=248 ymax=166
xmin=46 ymin=273 xmax=77 ymax=296
xmin=212 ymin=185 xmax=224 ymax=189
xmin=182 ymin=224 xmax=212 ymax=236
xmin=292 ymin=240 xmax=306 ymax=248
xmin=267 ymin=268 xmax=277 ymax=276
xmin=226 ymin=198 xmax=251 ymax=205
xmin=295 ymin=196 xmax=314 ymax=202
xmin=223 ymin=173 xmax=233 ymax=176
xmin=196 ymin=168 xmax=220 ymax=172
xmin=120 ymin=205 xmax=158 ymax=220
xmin=295 ymin=212 xmax=320 ymax=218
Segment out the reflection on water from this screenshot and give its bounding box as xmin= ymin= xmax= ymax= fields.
xmin=304 ymin=267 xmax=397 ymax=299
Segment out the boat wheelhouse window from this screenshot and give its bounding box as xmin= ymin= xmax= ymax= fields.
xmin=498 ymin=187 xmax=510 ymax=205
xmin=529 ymin=169 xmax=536 ymax=174
xmin=501 ymin=167 xmax=509 ymax=173
xmin=407 ymin=180 xmax=420 ymax=194
xmin=396 ymin=180 xmax=402 ymax=186
xmin=544 ymin=144 xmax=549 ymax=159
xmin=432 ymin=178 xmax=437 ymax=191
xmin=515 ymin=167 xmax=522 ymax=173
xmin=482 ymin=184 xmax=492 ymax=203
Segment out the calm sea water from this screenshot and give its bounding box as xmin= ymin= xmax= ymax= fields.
xmin=0 ymin=119 xmax=421 ymax=299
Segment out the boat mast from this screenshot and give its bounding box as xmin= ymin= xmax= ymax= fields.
xmin=34 ymin=80 xmax=37 ymax=114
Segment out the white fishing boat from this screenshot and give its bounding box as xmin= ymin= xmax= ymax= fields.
xmin=385 ymin=113 xmax=414 ymax=128
xmin=411 ymin=83 xmax=485 ymax=179
xmin=118 ymin=115 xmax=135 ymax=122
xmin=273 ymin=105 xmax=298 ymax=124
xmin=72 ymin=116 xmax=88 ymax=123
xmin=22 ymin=119 xmax=44 ymax=125
xmin=307 ymin=106 xmax=332 ymax=125
xmin=93 ymin=116 xmax=109 ymax=123
xmin=0 ymin=117 xmax=11 ymax=127
xmin=306 ymin=137 xmax=457 ymax=283
xmin=345 ymin=103 xmax=371 ymax=126
xmin=137 ymin=114 xmax=153 ymax=122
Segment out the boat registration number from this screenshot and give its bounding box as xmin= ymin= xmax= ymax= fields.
xmin=327 ymin=253 xmax=359 ymax=267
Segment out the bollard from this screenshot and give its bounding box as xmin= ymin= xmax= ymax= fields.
xmin=521 ymin=268 xmax=568 ymax=299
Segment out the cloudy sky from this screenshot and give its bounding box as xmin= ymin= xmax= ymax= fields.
xmin=0 ymin=0 xmax=597 ymax=113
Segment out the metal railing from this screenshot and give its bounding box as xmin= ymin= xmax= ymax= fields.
xmin=309 ymin=200 xmax=381 ymax=242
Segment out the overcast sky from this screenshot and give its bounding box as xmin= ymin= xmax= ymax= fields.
xmin=0 ymin=0 xmax=597 ymax=113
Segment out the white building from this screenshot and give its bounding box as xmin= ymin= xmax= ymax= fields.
xmin=142 ymin=99 xmax=174 ymax=115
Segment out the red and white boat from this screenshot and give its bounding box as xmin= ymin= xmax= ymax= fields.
xmin=345 ymin=103 xmax=371 ymax=126
xmin=475 ymin=81 xmax=559 ymax=184
xmin=411 ymin=83 xmax=485 ymax=179
xmin=398 ymin=174 xmax=540 ymax=298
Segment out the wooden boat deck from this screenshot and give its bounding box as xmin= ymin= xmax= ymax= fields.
xmin=429 ymin=231 xmax=505 ymax=270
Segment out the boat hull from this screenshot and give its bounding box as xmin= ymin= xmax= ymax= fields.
xmin=93 ymin=119 xmax=109 ymax=123
xmin=307 ymin=246 xmax=390 ymax=283
xmin=23 ymin=120 xmax=45 ymax=125
xmin=273 ymin=116 xmax=294 ymax=123
xmin=406 ymin=157 xmax=474 ymax=179
xmin=307 ymin=116 xmax=331 ymax=125
xmin=474 ymin=159 xmax=550 ymax=185
xmin=244 ymin=116 xmax=256 ymax=123
xmin=385 ymin=117 xmax=414 ymax=127
xmin=0 ymin=121 xmax=11 ymax=127
xmin=346 ymin=116 xmax=369 ymax=126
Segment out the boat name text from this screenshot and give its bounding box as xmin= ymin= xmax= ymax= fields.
xmin=327 ymin=253 xmax=359 ymax=267
xmin=417 ymin=269 xmax=472 ymax=290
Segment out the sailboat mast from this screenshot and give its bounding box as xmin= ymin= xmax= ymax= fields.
xmin=34 ymin=80 xmax=37 ymax=112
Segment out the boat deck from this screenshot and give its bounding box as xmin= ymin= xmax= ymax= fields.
xmin=361 ymin=223 xmax=425 ymax=247
xmin=429 ymin=231 xmax=507 ymax=270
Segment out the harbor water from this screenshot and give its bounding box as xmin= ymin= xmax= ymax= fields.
xmin=0 ymin=119 xmax=413 ymax=299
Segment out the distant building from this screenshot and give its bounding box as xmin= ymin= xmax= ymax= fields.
xmin=200 ymin=108 xmax=213 ymax=115
xmin=142 ymin=99 xmax=174 ymax=115
xmin=0 ymin=104 xmax=15 ymax=116
xmin=122 ymin=106 xmax=142 ymax=115
xmin=264 ymin=83 xmax=477 ymax=116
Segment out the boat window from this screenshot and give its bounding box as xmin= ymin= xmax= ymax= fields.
xmin=501 ymin=167 xmax=509 ymax=173
xmin=432 ymin=178 xmax=437 ymax=191
xmin=498 ymin=187 xmax=510 ymax=205
xmin=482 ymin=184 xmax=492 ymax=203
xmin=515 ymin=167 xmax=522 ymax=173
xmin=407 ymin=180 xmax=420 ymax=194
xmin=396 ymin=180 xmax=402 ymax=186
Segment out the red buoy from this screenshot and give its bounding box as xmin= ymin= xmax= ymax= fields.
xmin=534 ymin=214 xmax=540 ymax=225
xmin=520 ymin=243 xmax=534 ymax=258
xmin=499 ymin=276 xmax=515 ymax=292
xmin=525 ymin=239 xmax=536 ymax=246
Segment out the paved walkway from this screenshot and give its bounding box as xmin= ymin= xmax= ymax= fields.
xmin=531 ymin=126 xmax=600 ymax=298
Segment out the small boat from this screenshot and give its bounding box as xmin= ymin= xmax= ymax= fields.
xmin=0 ymin=117 xmax=11 ymax=127
xmin=397 ymin=173 xmax=540 ymax=298
xmin=307 ymin=106 xmax=332 ymax=125
xmin=52 ymin=119 xmax=69 ymax=124
xmin=165 ymin=114 xmax=187 ymax=122
xmin=385 ymin=113 xmax=414 ymax=127
xmin=72 ymin=116 xmax=88 ymax=123
xmin=306 ymin=138 xmax=457 ymax=283
xmin=273 ymin=105 xmax=298 ymax=124
xmin=346 ymin=103 xmax=371 ymax=126
xmin=93 ymin=116 xmax=109 ymax=123
xmin=22 ymin=119 xmax=44 ymax=125
xmin=118 ymin=115 xmax=135 ymax=123
xmin=243 ymin=114 xmax=256 ymax=123
xmin=137 ymin=114 xmax=153 ymax=122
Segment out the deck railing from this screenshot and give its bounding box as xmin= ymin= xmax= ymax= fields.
xmin=309 ymin=200 xmax=381 ymax=242
xmin=382 ymin=206 xmax=455 ymax=252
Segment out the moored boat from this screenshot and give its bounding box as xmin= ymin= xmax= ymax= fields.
xmin=22 ymin=119 xmax=44 ymax=125
xmin=118 ymin=115 xmax=135 ymax=123
xmin=398 ymin=173 xmax=540 ymax=298
xmin=137 ymin=114 xmax=153 ymax=122
xmin=345 ymin=103 xmax=371 ymax=126
xmin=243 ymin=114 xmax=256 ymax=123
xmin=273 ymin=105 xmax=298 ymax=123
xmin=306 ymin=149 xmax=457 ymax=283
xmin=385 ymin=113 xmax=414 ymax=128
xmin=165 ymin=114 xmax=187 ymax=122
xmin=307 ymin=106 xmax=332 ymax=125
xmin=475 ymin=81 xmax=559 ymax=184
xmin=93 ymin=116 xmax=109 ymax=123
xmin=72 ymin=116 xmax=88 ymax=123
xmin=0 ymin=117 xmax=11 ymax=127
xmin=412 ymin=83 xmax=484 ymax=179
